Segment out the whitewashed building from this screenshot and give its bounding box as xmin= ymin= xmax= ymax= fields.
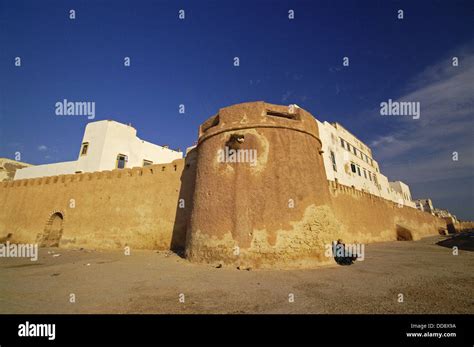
xmin=414 ymin=198 xmax=435 ymax=213
xmin=317 ymin=119 xmax=416 ymax=208
xmin=14 ymin=120 xmax=183 ymax=180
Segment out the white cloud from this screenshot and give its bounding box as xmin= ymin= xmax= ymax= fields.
xmin=371 ymin=42 xmax=474 ymax=179
xmin=369 ymin=42 xmax=474 ymax=218
xmin=37 ymin=145 xmax=48 ymax=151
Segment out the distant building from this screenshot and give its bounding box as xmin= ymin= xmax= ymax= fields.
xmin=317 ymin=120 xmax=415 ymax=207
xmin=14 ymin=120 xmax=183 ymax=180
xmin=0 ymin=158 xmax=32 ymax=181
xmin=414 ymin=199 xmax=434 ymax=214
xmin=433 ymin=208 xmax=458 ymax=223
xmin=389 ymin=181 xmax=413 ymax=202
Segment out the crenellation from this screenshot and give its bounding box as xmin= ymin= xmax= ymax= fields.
xmin=131 ymin=168 xmax=143 ymax=177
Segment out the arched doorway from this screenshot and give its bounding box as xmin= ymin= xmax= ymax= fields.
xmin=39 ymin=212 xmax=64 ymax=247
xmin=396 ymin=225 xmax=413 ymax=241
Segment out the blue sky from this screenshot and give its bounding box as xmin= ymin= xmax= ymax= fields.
xmin=0 ymin=0 xmax=473 ymax=219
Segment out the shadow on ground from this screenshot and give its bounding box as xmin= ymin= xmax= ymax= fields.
xmin=436 ymin=230 xmax=474 ymax=251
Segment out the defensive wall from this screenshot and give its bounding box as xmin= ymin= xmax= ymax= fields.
xmin=0 ymin=101 xmax=453 ymax=269
xmin=184 ymin=102 xmax=447 ymax=269
xmin=0 ymin=156 xmax=196 ymax=251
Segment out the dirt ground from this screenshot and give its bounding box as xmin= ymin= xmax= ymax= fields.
xmin=0 ymin=232 xmax=473 ymax=314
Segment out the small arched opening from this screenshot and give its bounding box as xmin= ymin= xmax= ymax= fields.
xmin=396 ymin=225 xmax=413 ymax=241
xmin=38 ymin=212 xmax=64 ymax=247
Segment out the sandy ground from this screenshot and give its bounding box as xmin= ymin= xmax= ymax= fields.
xmin=0 ymin=232 xmax=473 ymax=314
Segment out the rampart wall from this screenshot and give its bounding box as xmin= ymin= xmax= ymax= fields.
xmin=0 ymin=156 xmax=196 ymax=251
xmin=0 ymin=101 xmax=455 ymax=270
xmin=327 ymin=180 xmax=447 ymax=244
xmin=184 ymin=102 xmax=449 ymax=269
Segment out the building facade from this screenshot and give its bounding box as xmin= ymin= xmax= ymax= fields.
xmin=414 ymin=198 xmax=435 ymax=214
xmin=317 ymin=120 xmax=416 ymax=208
xmin=14 ymin=120 xmax=183 ymax=180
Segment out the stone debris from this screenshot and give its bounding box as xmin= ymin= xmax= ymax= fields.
xmin=237 ymin=265 xmax=251 ymax=271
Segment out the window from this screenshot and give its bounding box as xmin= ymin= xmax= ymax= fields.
xmin=350 ymin=163 xmax=356 ymax=173
xmin=80 ymin=142 xmax=89 ymax=156
xmin=368 ymin=172 xmax=372 ymax=181
xmin=116 ymin=154 xmax=127 ymax=169
xmin=340 ymin=138 xmax=345 ymax=148
xmin=357 ymin=166 xmax=361 ymax=176
xmin=143 ymin=159 xmax=153 ymax=167
xmin=353 ymin=147 xmax=357 ymax=156
xmin=266 ymin=110 xmax=298 ymax=120
xmin=330 ymin=151 xmax=337 ymax=172
xmin=363 ymin=169 xmax=367 ymax=179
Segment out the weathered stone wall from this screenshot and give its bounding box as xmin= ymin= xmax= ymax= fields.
xmin=0 ymin=101 xmax=452 ymax=270
xmin=185 ymin=101 xmax=335 ymax=269
xmin=0 ymin=158 xmax=31 ymax=182
xmin=454 ymin=221 xmax=474 ymax=233
xmin=185 ymin=101 xmax=448 ymax=269
xmin=0 ymin=157 xmax=195 ymax=251
xmin=327 ymin=180 xmax=447 ymax=243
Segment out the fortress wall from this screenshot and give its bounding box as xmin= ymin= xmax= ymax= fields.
xmin=0 ymin=158 xmax=195 ymax=250
xmin=454 ymin=221 xmax=474 ymax=233
xmin=186 ymin=102 xmax=336 ymax=268
xmin=185 ymin=102 xmax=448 ymax=269
xmin=327 ymin=180 xmax=447 ymax=245
xmin=0 ymin=101 xmax=451 ymax=269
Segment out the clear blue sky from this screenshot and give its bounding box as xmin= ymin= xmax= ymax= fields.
xmin=0 ymin=0 xmax=473 ymax=219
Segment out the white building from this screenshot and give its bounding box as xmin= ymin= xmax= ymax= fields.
xmin=14 ymin=120 xmax=183 ymax=180
xmin=414 ymin=198 xmax=435 ymax=214
xmin=317 ymin=120 xmax=416 ymax=208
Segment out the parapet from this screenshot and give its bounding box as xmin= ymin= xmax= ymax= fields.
xmin=0 ymin=159 xmax=186 ymax=189
xmin=198 ymin=101 xmax=321 ymax=145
